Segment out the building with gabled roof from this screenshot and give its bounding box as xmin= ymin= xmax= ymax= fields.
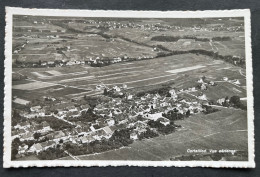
xmin=103 ymin=126 xmax=113 ymax=135
xmin=28 ymin=143 xmax=43 ymax=153
xmin=20 ymin=132 xmax=34 ymax=141
xmin=41 ymin=140 xmax=55 ymax=150
xmin=53 ymin=131 xmax=65 ymax=139
xmin=30 ymin=105 xmax=41 ymax=112
xmin=80 ymin=135 xmax=95 ymax=144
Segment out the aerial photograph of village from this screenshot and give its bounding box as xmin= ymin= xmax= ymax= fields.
xmin=11 ymin=15 xmax=248 ymax=161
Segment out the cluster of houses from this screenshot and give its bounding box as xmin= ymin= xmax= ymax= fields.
xmin=13 ymin=77 xmax=216 ymax=157
xmin=13 ymin=40 xmax=29 ymax=54
xmin=19 ymin=98 xmax=91 ymax=119
xmin=12 ymin=94 xmax=119 ymax=155
xmin=83 ymin=18 xmax=243 ymax=34
xmin=93 ymin=86 xmax=204 ymax=134
xmin=83 ymin=19 xmax=174 ymax=32
xmin=13 ymin=108 xmax=117 ymax=155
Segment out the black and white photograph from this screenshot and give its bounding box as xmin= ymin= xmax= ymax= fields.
xmin=4 ymin=7 xmax=255 ymax=168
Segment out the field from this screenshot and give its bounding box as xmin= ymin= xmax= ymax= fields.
xmin=12 ymin=53 xmax=247 ymax=101
xmin=59 ymin=107 xmax=247 ymax=161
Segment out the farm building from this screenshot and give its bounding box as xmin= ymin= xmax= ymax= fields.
xmin=13 ymin=97 xmax=30 ymax=105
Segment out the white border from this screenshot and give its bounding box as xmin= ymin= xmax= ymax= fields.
xmin=4 ymin=7 xmax=255 ymax=168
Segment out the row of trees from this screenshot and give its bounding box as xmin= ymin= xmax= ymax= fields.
xmin=135 ymin=86 xmax=172 ymax=98
xmin=147 ymin=120 xmax=175 ymax=135
xmin=11 ymin=135 xmax=50 ymax=160
xmin=221 ymin=96 xmax=247 ymax=110
xmin=138 ymin=128 xmax=159 ymax=140
xmin=162 ymin=109 xmax=186 ymax=122
xmin=151 ymin=35 xmax=210 ymax=42
xmin=103 ymin=88 xmax=125 ymax=98
xmin=65 ymin=109 xmax=99 ymax=123
xmin=63 ymin=128 xmax=134 ymax=156
xmin=34 ymin=116 xmax=75 ymax=131
xmin=38 ymin=147 xmax=67 ymax=160
xmin=12 ymin=109 xmax=27 ymax=126
xmin=202 ymin=105 xmax=219 ymax=114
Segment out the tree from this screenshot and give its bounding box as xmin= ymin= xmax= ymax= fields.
xmin=33 ymin=132 xmax=41 ymax=140
xmin=229 ymin=96 xmax=240 ymax=105
xmin=54 ymin=110 xmax=58 ymax=114
xmin=229 ymin=96 xmax=247 ymax=110
xmin=11 ymin=148 xmax=18 ymax=160
xmin=202 ymin=105 xmax=219 ymax=114
xmin=13 ymin=137 xmax=21 ymax=145
xmin=186 ymin=110 xmax=191 ymax=117
xmin=104 ymin=88 xmax=108 ymax=95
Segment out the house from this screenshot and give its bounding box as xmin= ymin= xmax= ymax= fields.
xmin=38 ymin=110 xmax=45 ymax=117
xmin=130 ymin=132 xmax=138 ymax=140
xmin=147 ymin=112 xmax=163 ymax=121
xmin=95 ymin=104 xmax=103 ymax=110
xmin=198 ymin=94 xmax=207 ymax=101
xmin=233 ymin=79 xmax=241 ymax=85
xmin=18 ymin=129 xmax=26 ymax=134
xmin=113 ymin=86 xmax=121 ymax=92
xmin=198 ymin=78 xmax=204 ymax=83
xmin=217 ymin=98 xmax=226 ymax=105
xmin=160 ymin=102 xmax=168 ymax=107
xmin=15 ymin=121 xmax=30 ymax=129
xmin=13 ymin=97 xmax=30 ymax=105
xmin=41 ymin=62 xmax=47 ymax=66
xmin=209 ymin=81 xmax=216 ymax=86
xmin=20 ymin=132 xmax=34 ymax=141
xmin=80 ymin=104 xmax=90 ymax=111
xmin=47 ymin=61 xmax=55 ymax=65
xmin=28 ymin=143 xmax=43 ymax=154
xmin=223 ymin=77 xmax=228 ymax=81
xmin=75 ymin=127 xmax=84 ymax=134
xmin=67 ymin=106 xmax=78 ymax=112
xmin=41 ymin=141 xmax=55 ymax=150
xmin=93 ymin=129 xmax=107 ymax=140
xmin=30 ymin=105 xmax=41 ymax=112
xmin=18 ymin=144 xmax=28 ymax=154
xmin=80 ymin=135 xmax=95 ymax=143
xmin=69 ymin=137 xmax=78 ymax=144
xmin=41 ymin=121 xmax=49 ymax=128
xmin=66 ymin=111 xmax=80 ymax=117
xmin=105 ymin=118 xmax=115 ymax=126
xmin=90 ymin=125 xmax=96 ymax=132
xmin=137 ymin=128 xmax=147 ymax=135
xmin=57 ymin=109 xmax=67 ymax=116
xmin=40 ymin=122 xmax=51 ymax=132
xmin=103 ymin=126 xmax=113 ymax=135
xmin=12 ymin=129 xmax=19 ymax=136
xmin=158 ymin=117 xmax=170 ymax=126
xmin=53 ymin=131 xmax=66 ymax=140
xmin=113 ymin=109 xmax=122 ymax=115
xmin=82 ymin=126 xmax=91 ymax=133
xmin=200 ymin=83 xmax=207 ymax=90
xmin=134 ymin=121 xmax=147 ymax=130
xmin=127 ymin=94 xmax=133 ymax=100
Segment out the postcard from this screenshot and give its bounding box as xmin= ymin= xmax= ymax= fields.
xmin=4 ymin=7 xmax=255 ymax=168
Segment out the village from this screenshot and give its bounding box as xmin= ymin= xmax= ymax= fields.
xmin=13 ymin=16 xmax=245 ymax=69
xmin=11 ymin=73 xmax=246 ymax=160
